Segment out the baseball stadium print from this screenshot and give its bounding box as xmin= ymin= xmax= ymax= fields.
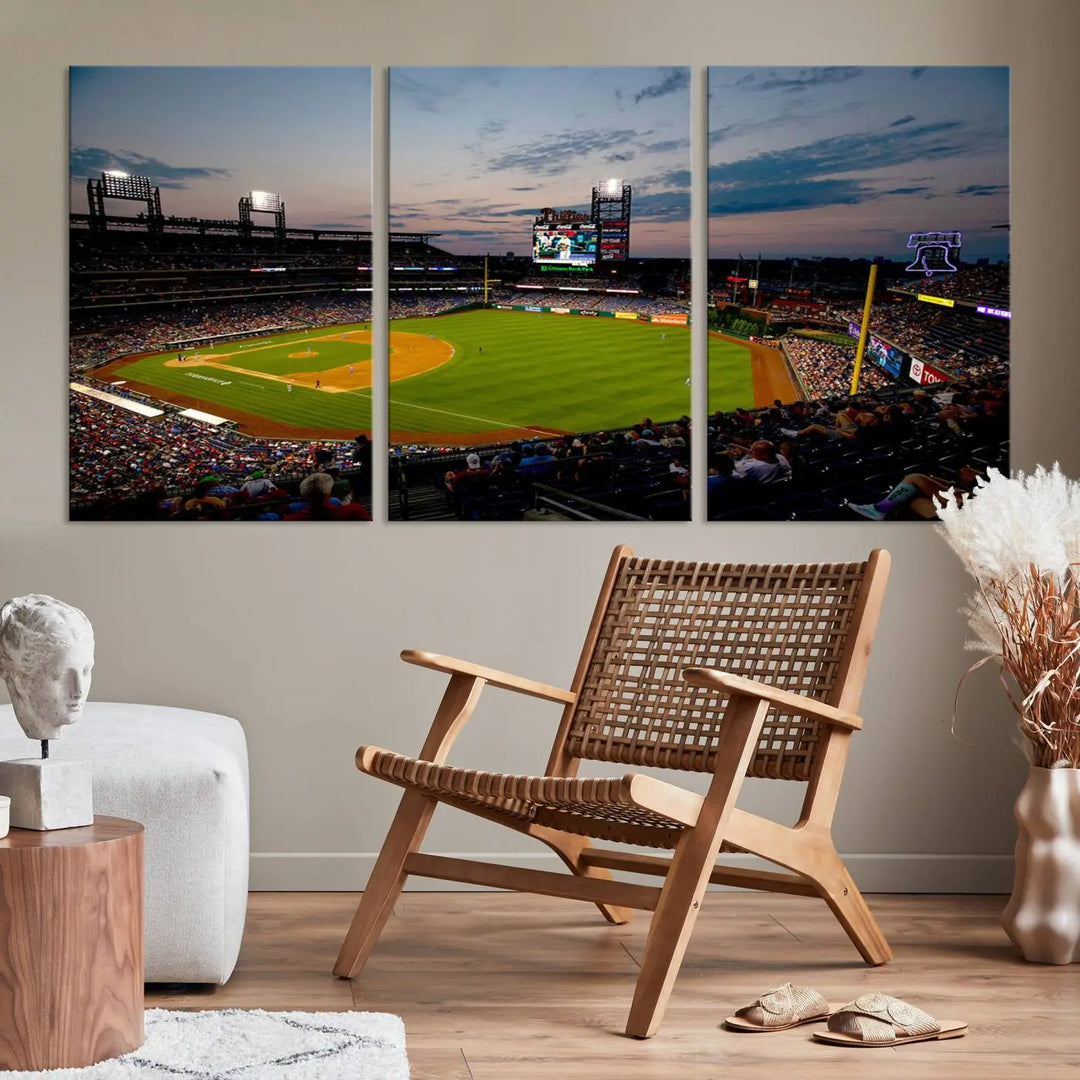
xmin=707 ymin=66 xmax=1009 ymax=522
xmin=388 ymin=67 xmax=691 ymax=522
xmin=69 ymin=67 xmax=374 ymax=521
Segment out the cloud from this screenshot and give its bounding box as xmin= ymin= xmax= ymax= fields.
xmin=707 ymin=119 xmax=997 ymax=217
xmin=642 ymin=137 xmax=690 ymax=153
xmin=709 ymin=120 xmax=970 ymax=189
xmin=634 ymin=166 xmax=690 ymax=192
xmin=485 ymin=128 xmax=638 ymax=176
xmin=479 ymin=118 xmax=506 ymax=138
xmin=390 ymin=70 xmax=444 ymax=113
xmin=955 ymin=183 xmax=1009 ymax=197
xmin=605 ymin=151 xmax=635 ymax=163
xmin=889 ymin=115 xmax=916 ymax=127
xmin=633 ymin=68 xmax=689 ymax=105
xmin=631 ymin=189 xmax=690 ymax=222
xmin=70 ymin=146 xmax=231 ymax=189
xmin=708 ymin=103 xmax=834 ymax=146
xmin=509 ymin=185 xmax=537 ymax=191
xmin=710 ymin=179 xmax=868 ymax=216
xmin=727 ymin=67 xmax=863 ymax=94
xmin=910 ymin=67 xmax=927 ymax=79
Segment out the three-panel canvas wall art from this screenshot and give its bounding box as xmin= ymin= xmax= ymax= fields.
xmin=69 ymin=66 xmax=1009 ymax=523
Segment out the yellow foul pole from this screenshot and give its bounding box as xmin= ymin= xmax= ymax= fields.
xmin=484 ymin=255 xmax=489 ymax=305
xmin=849 ymin=263 xmax=878 ymax=396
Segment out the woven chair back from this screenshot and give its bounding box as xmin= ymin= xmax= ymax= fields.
xmin=565 ymin=556 xmax=872 ymax=781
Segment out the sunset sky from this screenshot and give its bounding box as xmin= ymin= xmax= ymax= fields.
xmin=709 ymin=66 xmax=1009 ymax=260
xmin=390 ymin=66 xmax=690 ymax=257
xmin=68 ymin=65 xmax=1008 ymax=263
xmin=70 ymin=67 xmax=372 ymax=229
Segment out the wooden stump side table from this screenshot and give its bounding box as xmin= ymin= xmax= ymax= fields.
xmin=0 ymin=816 xmax=144 ymax=1071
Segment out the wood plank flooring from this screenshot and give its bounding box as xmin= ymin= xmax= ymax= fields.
xmin=147 ymin=892 xmax=1080 ymax=1079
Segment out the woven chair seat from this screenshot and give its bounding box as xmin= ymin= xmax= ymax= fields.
xmin=361 ymin=747 xmax=688 ymax=848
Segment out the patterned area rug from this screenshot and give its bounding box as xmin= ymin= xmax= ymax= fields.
xmin=5 ymin=1009 xmax=409 ymax=1079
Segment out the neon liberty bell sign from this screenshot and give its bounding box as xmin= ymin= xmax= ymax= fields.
xmin=906 ymin=231 xmax=962 ymax=276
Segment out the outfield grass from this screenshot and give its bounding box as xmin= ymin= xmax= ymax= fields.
xmin=105 ymin=310 xmax=759 ymax=440
xmin=388 ymin=310 xmax=693 ymax=436
xmin=707 ymin=335 xmax=756 ymax=414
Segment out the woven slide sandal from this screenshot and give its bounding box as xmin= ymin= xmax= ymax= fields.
xmin=812 ymin=993 xmax=967 ymax=1047
xmin=724 ymin=983 xmax=841 ymax=1032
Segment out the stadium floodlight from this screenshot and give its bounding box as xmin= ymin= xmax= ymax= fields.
xmin=101 ymin=170 xmax=154 ymax=200
xmin=599 ymin=178 xmax=623 ymax=197
xmin=249 ymin=190 xmax=283 ymax=213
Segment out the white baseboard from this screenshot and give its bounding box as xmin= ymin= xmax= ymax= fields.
xmin=249 ymin=851 xmax=1013 ymax=894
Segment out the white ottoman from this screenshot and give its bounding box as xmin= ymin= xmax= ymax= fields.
xmin=0 ymin=702 xmax=249 ymax=985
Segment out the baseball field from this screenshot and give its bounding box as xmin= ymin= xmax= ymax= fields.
xmin=87 ymin=309 xmax=796 ymax=444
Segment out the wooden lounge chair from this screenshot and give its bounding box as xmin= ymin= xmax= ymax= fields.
xmin=335 ymin=545 xmax=892 ymax=1038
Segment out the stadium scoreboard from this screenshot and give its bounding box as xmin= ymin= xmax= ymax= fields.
xmin=533 ymin=223 xmax=597 ymax=266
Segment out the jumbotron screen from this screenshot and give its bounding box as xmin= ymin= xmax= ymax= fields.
xmin=533 ymin=223 xmax=597 ymax=266
xmin=867 ymin=335 xmax=904 ymax=378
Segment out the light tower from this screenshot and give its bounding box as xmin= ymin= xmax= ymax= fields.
xmin=86 ymin=171 xmax=163 ymax=233
xmin=591 ymin=178 xmax=631 ymax=262
xmin=239 ymin=190 xmax=286 ymax=238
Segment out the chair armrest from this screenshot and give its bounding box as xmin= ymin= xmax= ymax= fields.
xmin=401 ymin=650 xmax=576 ymax=705
xmin=682 ymin=667 xmax=862 ymax=731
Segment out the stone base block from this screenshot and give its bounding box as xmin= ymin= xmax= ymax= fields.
xmin=0 ymin=759 xmax=94 ymax=830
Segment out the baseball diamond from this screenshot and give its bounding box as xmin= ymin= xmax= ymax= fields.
xmin=86 ymin=311 xmax=791 ymax=444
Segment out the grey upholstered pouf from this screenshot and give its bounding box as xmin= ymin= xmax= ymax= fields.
xmin=0 ymin=702 xmax=249 ymax=984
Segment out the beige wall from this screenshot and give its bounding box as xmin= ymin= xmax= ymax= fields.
xmin=1 ymin=0 xmax=1077 ymax=891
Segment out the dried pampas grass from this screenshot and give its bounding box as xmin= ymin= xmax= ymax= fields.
xmin=939 ymin=465 xmax=1080 ymax=768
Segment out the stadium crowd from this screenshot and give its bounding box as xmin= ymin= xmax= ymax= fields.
xmin=705 ymin=372 xmax=1009 ymax=521
xmin=783 ymin=337 xmax=891 ymax=399
xmin=494 ymin=289 xmax=688 ymax=316
xmin=392 ymin=416 xmax=692 ymax=522
xmin=892 ymin=264 xmax=1010 ymax=307
xmin=70 ymin=295 xmax=380 ymax=368
xmin=69 ymin=393 xmax=371 ymax=521
xmin=388 ymin=294 xmax=482 ymax=317
xmin=825 ymin=297 xmax=1008 ymax=379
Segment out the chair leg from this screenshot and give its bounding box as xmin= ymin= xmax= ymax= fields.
xmin=808 ymin=849 xmax=892 ymax=966
xmin=625 ymin=694 xmax=770 ymax=1038
xmin=533 ymin=827 xmax=634 ymax=925
xmin=624 ymin=833 xmax=716 ymax=1038
xmin=333 ymin=789 xmax=437 ymax=978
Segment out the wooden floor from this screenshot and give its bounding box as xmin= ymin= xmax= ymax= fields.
xmin=147 ymin=891 xmax=1080 ymax=1079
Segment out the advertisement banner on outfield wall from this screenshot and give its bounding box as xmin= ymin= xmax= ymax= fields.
xmin=550 ymin=307 xmax=570 ymax=315
xmin=908 ymin=357 xmax=951 ymax=386
xmin=524 ymin=305 xmax=542 ymax=313
xmin=573 ymin=309 xmax=597 ymax=316
xmin=493 ymin=304 xmax=512 ymax=310
xmin=650 ymin=313 xmax=689 ymax=326
xmin=614 ymin=311 xmax=638 ymax=320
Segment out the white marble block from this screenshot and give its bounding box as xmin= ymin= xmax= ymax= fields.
xmin=0 ymin=795 xmax=9 ymax=839
xmin=0 ymin=758 xmax=93 ymax=830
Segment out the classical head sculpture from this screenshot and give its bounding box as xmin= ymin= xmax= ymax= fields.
xmin=0 ymin=595 xmax=94 ymax=743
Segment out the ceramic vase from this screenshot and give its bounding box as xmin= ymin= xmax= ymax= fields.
xmin=1001 ymin=765 xmax=1080 ymax=964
